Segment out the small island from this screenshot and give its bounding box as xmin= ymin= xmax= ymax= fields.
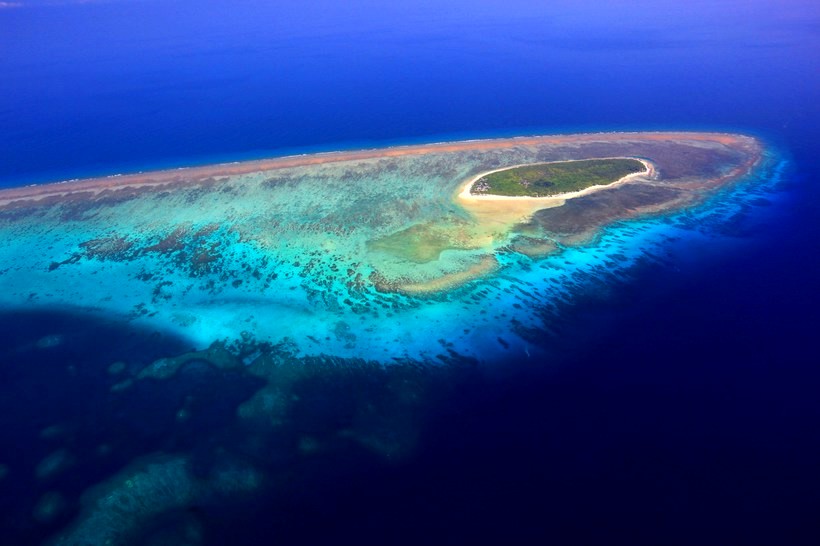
xmin=471 ymin=158 xmax=647 ymax=197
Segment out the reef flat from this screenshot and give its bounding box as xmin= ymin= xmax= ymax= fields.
xmin=0 ymin=132 xmax=762 ymax=362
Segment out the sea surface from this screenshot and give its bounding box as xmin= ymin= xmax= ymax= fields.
xmin=1 ymin=1 xmax=819 ymax=544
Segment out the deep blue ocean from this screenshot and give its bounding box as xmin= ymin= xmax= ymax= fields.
xmin=2 ymin=1 xmax=820 ymax=544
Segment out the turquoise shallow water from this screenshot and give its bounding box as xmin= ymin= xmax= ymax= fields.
xmin=0 ymin=135 xmax=777 ymax=366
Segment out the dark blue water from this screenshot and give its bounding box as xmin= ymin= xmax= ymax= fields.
xmin=2 ymin=1 xmax=820 ymax=544
xmin=2 ymin=1 xmax=818 ymax=186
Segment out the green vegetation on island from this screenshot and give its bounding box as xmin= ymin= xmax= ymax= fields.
xmin=471 ymin=158 xmax=646 ymax=197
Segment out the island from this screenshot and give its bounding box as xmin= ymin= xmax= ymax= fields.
xmin=469 ymin=158 xmax=648 ymax=197
xmin=0 ymin=132 xmax=764 ymax=362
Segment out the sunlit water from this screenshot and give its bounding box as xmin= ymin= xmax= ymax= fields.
xmin=0 ymin=1 xmax=818 ymax=544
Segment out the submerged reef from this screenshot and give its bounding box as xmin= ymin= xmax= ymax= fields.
xmin=0 ymin=133 xmax=785 ymax=545
xmin=51 ymin=454 xmax=262 ymax=546
xmin=0 ymin=133 xmax=763 ymax=361
xmin=37 ymin=340 xmax=481 ymax=545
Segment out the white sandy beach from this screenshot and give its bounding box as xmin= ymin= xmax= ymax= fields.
xmin=456 ymin=157 xmax=656 ymax=203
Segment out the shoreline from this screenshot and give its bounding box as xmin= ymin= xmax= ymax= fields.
xmin=0 ymin=131 xmax=750 ymax=207
xmin=456 ymin=157 xmax=656 ymax=204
